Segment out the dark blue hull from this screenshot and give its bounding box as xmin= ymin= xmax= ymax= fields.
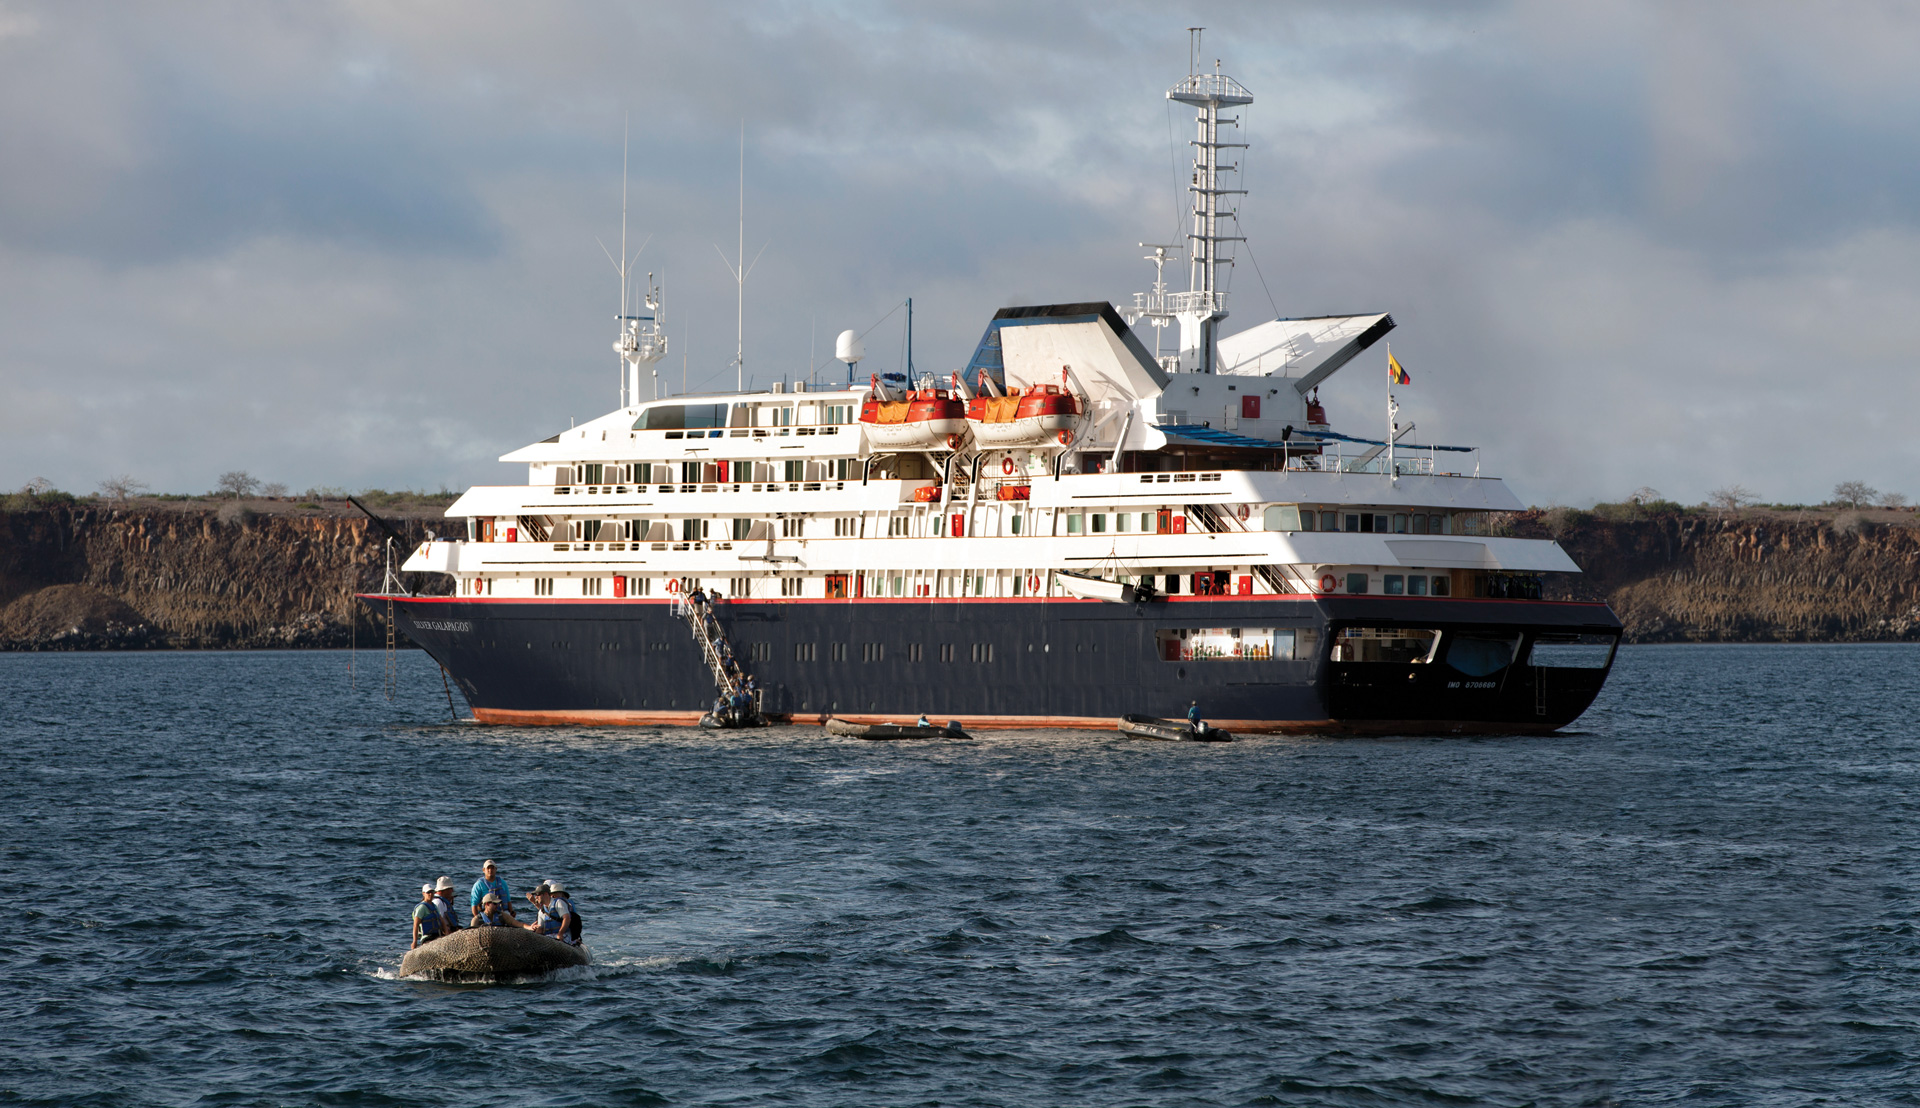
xmin=376 ymin=594 xmax=1622 ymax=734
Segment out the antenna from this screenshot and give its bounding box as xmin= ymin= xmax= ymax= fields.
xmin=1188 ymin=27 xmax=1202 ymax=76
xmin=715 ymin=121 xmax=769 ymax=394
xmin=605 ymin=118 xmax=665 ymax=407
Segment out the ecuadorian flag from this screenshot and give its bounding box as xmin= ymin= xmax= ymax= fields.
xmin=1388 ymin=351 xmax=1411 ymax=385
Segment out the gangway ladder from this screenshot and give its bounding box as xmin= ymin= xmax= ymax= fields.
xmin=381 ymin=536 xmax=403 ymax=702
xmin=1185 ymin=502 xmax=1290 ymax=596
xmin=673 ymin=594 xmax=763 ymax=718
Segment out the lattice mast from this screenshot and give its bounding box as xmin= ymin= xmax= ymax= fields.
xmin=1156 ymin=29 xmax=1252 ymax=375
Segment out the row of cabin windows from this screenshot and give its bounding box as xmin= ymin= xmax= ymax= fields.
xmin=1341 ymin=573 xmax=1453 ymax=596
xmin=524 ymin=508 xmax=1483 ymax=546
xmin=1265 ymin=506 xmax=1468 ymax=535
xmin=555 ymin=459 xmax=855 ymax=486
xmin=631 ymin=401 xmax=857 ymax=432
xmin=490 ymin=571 xmax=1526 ymax=602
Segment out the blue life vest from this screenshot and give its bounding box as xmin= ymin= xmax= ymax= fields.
xmin=548 ymin=896 xmax=580 ymax=945
xmin=473 ymin=906 xmax=508 ymax=927
xmin=433 ymin=896 xmax=460 ymax=932
xmin=415 ymin=901 xmax=447 ymax=940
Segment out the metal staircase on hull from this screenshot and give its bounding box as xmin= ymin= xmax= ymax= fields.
xmin=674 ymin=594 xmax=763 ymax=724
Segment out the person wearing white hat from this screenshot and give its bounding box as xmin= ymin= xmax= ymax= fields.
xmin=522 ymin=880 xmax=578 ymax=945
xmin=431 ymin=876 xmax=462 ymax=933
xmin=411 ymin=883 xmax=448 ymax=949
xmin=544 ymin=880 xmax=581 ymax=947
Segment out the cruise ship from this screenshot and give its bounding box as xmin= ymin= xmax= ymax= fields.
xmin=371 ymin=57 xmax=1622 ymax=734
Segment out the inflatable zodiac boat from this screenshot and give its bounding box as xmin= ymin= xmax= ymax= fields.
xmin=400 ymin=926 xmax=589 ymax=980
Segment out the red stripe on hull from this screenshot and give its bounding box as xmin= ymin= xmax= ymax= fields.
xmin=466 ymin=708 xmax=1556 ymax=736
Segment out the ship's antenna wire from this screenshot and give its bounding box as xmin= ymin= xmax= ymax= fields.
xmin=714 ymin=121 xmax=769 ymax=394
xmin=1243 ymin=239 xmax=1280 ymax=320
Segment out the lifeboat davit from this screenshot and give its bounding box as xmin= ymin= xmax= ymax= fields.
xmin=859 ymin=376 xmax=968 ymax=450
xmin=967 ymin=380 xmax=1086 ymax=449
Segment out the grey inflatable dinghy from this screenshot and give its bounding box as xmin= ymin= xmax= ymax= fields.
xmin=824 ymin=717 xmax=971 ymax=741
xmin=399 ymin=926 xmax=589 ymax=980
xmin=1117 ymin=713 xmax=1234 ymax=742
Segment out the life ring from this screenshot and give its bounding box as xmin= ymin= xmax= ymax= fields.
xmin=1002 ymin=456 xmax=1016 ymax=475
xmin=1236 ymin=504 xmax=1250 ymax=521
xmin=1318 ymin=574 xmax=1338 ymax=593
xmin=665 ymin=578 xmax=680 ymax=594
xmin=946 ymin=433 xmax=961 ymax=450
xmin=1056 ymin=429 xmax=1074 ymax=447
xmin=1027 ymin=574 xmax=1042 ymax=594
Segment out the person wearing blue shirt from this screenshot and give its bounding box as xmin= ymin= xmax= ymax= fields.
xmin=470 ymin=859 xmax=515 ymax=922
xmin=1187 ymin=701 xmax=1208 ymax=735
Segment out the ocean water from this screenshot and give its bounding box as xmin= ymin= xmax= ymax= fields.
xmin=1 ymin=645 xmax=1915 ymax=1107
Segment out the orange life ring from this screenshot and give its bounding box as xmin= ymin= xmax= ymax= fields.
xmin=1027 ymin=574 xmax=1041 ymax=594
xmin=1318 ymin=574 xmax=1338 ymax=593
xmin=1236 ymin=504 xmax=1250 ymax=521
xmin=1056 ymin=429 xmax=1074 ymax=446
xmin=946 ymin=433 xmax=961 ymax=450
xmin=665 ymin=578 xmax=680 ymax=594
xmin=1001 ymin=456 xmax=1016 ymax=475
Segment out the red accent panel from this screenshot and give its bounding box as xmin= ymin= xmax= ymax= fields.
xmin=1241 ymin=395 xmax=1260 ymax=419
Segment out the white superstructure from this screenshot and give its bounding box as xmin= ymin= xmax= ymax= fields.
xmin=405 ymin=49 xmax=1580 ymax=611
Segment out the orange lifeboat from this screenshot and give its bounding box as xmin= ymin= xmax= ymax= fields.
xmin=966 ymin=374 xmax=1086 ymax=449
xmin=859 ymin=376 xmax=968 ymax=450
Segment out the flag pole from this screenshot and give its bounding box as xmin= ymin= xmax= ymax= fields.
xmin=1386 ymin=343 xmax=1395 ymax=482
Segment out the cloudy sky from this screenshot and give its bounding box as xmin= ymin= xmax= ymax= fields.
xmin=1 ymin=0 xmax=1914 ymax=506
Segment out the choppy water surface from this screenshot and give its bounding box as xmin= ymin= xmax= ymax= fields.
xmin=2 ymin=645 xmax=1917 ymax=1106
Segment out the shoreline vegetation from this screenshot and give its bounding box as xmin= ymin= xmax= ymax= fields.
xmin=2 ymin=478 xmax=1918 ymax=651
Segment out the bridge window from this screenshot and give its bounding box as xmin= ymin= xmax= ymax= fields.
xmin=634 ymin=403 xmax=728 ymax=430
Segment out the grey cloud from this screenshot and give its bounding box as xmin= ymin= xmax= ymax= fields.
xmin=1 ymin=0 xmax=1916 ymax=507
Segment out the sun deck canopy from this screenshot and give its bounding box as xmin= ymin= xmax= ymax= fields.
xmin=1216 ymin=313 xmax=1394 ymax=394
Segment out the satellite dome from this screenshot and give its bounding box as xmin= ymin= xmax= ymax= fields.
xmin=835 ymin=329 xmax=865 ymax=364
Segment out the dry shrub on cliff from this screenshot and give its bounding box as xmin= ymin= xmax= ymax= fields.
xmin=215 ymin=502 xmax=258 ymax=527
xmin=97 ymin=474 xmax=149 ymax=501
xmin=1708 ymin=485 xmax=1756 ymax=511
xmin=215 ymin=471 xmax=260 ymax=499
xmin=1540 ymin=506 xmax=1594 ymax=536
xmin=1833 ymin=481 xmax=1878 ymax=508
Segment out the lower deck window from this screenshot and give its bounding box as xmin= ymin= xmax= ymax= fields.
xmin=1155 ymin=627 xmax=1317 ymax=662
xmin=1330 ymin=627 xmax=1440 ymax=664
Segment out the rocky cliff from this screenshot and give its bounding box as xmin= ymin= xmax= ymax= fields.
xmin=0 ymin=500 xmax=450 ymax=650
xmin=3 ymin=501 xmax=1917 ymax=649
xmin=1508 ymin=508 xmax=1920 ymax=642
